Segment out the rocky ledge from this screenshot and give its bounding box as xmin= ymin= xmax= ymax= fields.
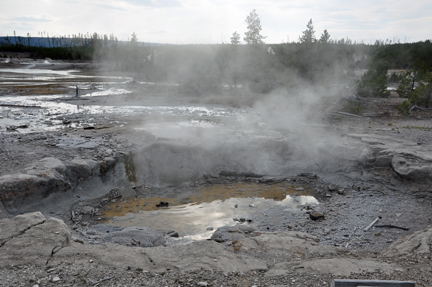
xmin=0 ymin=156 xmax=119 ymax=215
xmin=353 ymin=133 xmax=432 ymax=183
xmin=0 ymin=212 xmax=430 ymax=286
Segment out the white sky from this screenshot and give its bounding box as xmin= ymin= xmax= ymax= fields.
xmin=0 ymin=0 xmax=431 ymax=44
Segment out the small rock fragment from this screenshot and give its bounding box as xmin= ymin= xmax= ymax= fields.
xmin=309 ymin=213 xmax=325 ymax=221
xmin=166 ymin=231 xmax=179 ymax=238
xmin=51 ymin=276 xmax=61 ymax=282
xmin=156 ymin=201 xmax=169 ymax=208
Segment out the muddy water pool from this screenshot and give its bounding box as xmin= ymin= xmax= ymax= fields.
xmin=99 ymin=182 xmax=318 ymax=241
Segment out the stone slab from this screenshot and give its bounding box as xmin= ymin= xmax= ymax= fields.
xmin=0 ymin=217 xmax=70 ymax=267
xmin=0 ymin=211 xmax=45 ymax=246
xmin=266 ymin=258 xmax=400 ymax=277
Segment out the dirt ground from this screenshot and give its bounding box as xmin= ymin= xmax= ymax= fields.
xmin=1 ymin=58 xmax=432 ymax=286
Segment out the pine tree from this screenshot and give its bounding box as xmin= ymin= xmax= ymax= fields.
xmin=131 ymin=32 xmax=138 ymax=46
xmin=244 ymin=9 xmax=266 ymax=44
xmin=319 ymin=29 xmax=330 ymax=43
xmin=230 ymin=31 xmax=241 ymax=45
xmin=299 ymin=19 xmax=316 ymax=44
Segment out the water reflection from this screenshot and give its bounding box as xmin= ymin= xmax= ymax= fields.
xmin=0 ymin=67 xmax=131 ymax=83
xmin=100 ymin=182 xmax=319 ymax=240
xmin=0 ymin=67 xmax=79 ymax=75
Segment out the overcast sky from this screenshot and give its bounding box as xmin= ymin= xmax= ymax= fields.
xmin=1 ymin=0 xmax=431 ymax=44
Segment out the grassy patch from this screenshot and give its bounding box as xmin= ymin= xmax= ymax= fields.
xmin=346 ymin=99 xmax=364 ymax=114
xmin=402 ymin=125 xmax=432 ymax=131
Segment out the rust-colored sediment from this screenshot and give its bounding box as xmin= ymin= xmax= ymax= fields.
xmin=101 ymin=182 xmax=310 ymax=220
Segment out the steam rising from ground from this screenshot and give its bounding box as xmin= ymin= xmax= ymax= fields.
xmin=95 ymin=44 xmax=362 ymax=186
xmin=129 ymin=85 xmax=360 ymax=186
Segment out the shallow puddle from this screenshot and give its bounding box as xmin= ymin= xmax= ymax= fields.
xmin=0 ymin=66 xmax=129 ymax=83
xmin=0 ymin=91 xmax=249 ymax=134
xmin=100 ymin=182 xmax=318 ymax=241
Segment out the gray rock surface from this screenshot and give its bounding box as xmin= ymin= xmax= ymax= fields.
xmin=0 ymin=173 xmax=61 ymax=211
xmin=349 ymin=134 xmax=432 ymax=183
xmin=0 ymin=157 xmax=118 ymax=212
xmin=64 ymin=158 xmax=92 ymax=179
xmin=383 ymin=228 xmax=432 ymax=257
xmin=102 ymin=226 xmax=166 ymax=247
xmin=392 ymin=151 xmax=432 ymax=182
xmin=266 ymin=258 xmax=401 ymax=277
xmin=210 ymin=225 xmax=256 ymax=243
xmin=50 ymin=242 xmax=157 ymax=271
xmin=0 ymin=215 xmax=70 ymax=267
xmin=237 ymin=231 xmax=346 ymax=257
xmin=52 ymin=239 xmax=268 ymax=274
xmin=0 ymin=211 xmax=45 ymax=246
xmin=0 ymin=212 xmax=267 ymax=273
xmin=0 ymin=211 xmax=426 ymax=283
xmin=145 ymin=240 xmax=268 ymax=273
xmin=0 ymin=200 xmax=7 ymax=219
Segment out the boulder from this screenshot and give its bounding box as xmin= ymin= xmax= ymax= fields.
xmin=0 ymin=156 xmax=119 ymax=211
xmin=103 ymin=226 xmax=166 ymax=247
xmin=37 ymin=157 xmax=68 ymax=174
xmin=0 ymin=173 xmax=70 ymax=211
xmin=211 ymin=225 xmax=256 ymax=243
xmin=64 ymin=158 xmax=92 ymax=179
xmin=0 ymin=216 xmax=71 ymax=267
xmin=349 ymin=134 xmax=432 ymax=183
xmin=0 ymin=211 xmax=46 ymax=246
xmin=392 ymin=152 xmax=432 ymax=182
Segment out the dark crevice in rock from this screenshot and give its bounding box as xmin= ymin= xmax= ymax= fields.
xmin=0 ymin=219 xmax=46 ymax=248
xmin=46 ymin=245 xmax=65 ymax=266
xmin=143 ymin=253 xmax=155 ymax=265
xmin=0 ymin=197 xmax=7 ymax=217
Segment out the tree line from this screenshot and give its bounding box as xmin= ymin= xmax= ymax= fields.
xmin=1 ymin=10 xmax=431 ymax=106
